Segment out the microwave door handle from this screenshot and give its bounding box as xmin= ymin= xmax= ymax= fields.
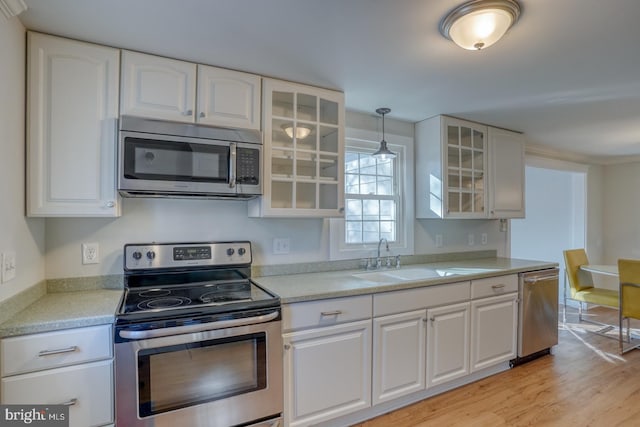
xmin=229 ymin=142 xmax=236 ymax=188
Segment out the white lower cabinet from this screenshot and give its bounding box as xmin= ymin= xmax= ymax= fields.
xmin=470 ymin=293 xmax=518 ymax=372
xmin=426 ymin=302 xmax=471 ymax=388
xmin=283 ymin=320 xmax=372 ymax=427
xmin=372 ymin=310 xmax=426 ymax=405
xmin=1 ymin=360 xmax=113 ymax=427
xmin=0 ymin=325 xmax=114 ymax=427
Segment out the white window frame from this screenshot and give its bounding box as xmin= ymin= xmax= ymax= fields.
xmin=329 ymin=128 xmax=414 ymax=260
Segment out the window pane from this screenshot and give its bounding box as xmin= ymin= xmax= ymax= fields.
xmin=377 ymin=176 xmax=392 ymax=195
xmin=363 ymin=200 xmax=379 ymax=220
xmin=346 ymin=199 xmax=362 ymax=220
xmin=380 ymin=200 xmax=396 ymax=220
xmin=345 ymin=174 xmax=359 ymax=194
xmin=363 ymin=221 xmax=379 ymax=243
xmin=377 ymin=159 xmax=392 ymax=176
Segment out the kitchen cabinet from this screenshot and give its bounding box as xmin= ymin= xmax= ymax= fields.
xmin=120 ymin=51 xmax=196 ymax=122
xmin=121 ymin=51 xmax=261 ymax=129
xmin=372 ymin=309 xmax=426 ymax=405
xmin=470 ymin=293 xmax=518 ymax=372
xmin=415 ymin=116 xmax=488 ymax=219
xmin=282 ymin=295 xmax=372 ymax=427
xmin=0 ymin=324 xmax=114 ymax=427
xmin=249 ymin=78 xmax=344 ymax=217
xmin=469 ymin=274 xmax=518 ymax=371
xmin=415 ymin=115 xmax=525 ymax=219
xmin=488 ymin=127 xmax=525 ymax=218
xmin=426 ymin=302 xmax=471 ymax=387
xmin=27 ymin=32 xmax=120 ymax=217
xmin=196 ymin=64 xmax=261 ymax=129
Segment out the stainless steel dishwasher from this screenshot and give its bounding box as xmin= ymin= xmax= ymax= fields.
xmin=511 ymin=268 xmax=559 ymax=366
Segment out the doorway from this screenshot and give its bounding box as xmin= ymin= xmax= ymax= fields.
xmin=510 ymin=160 xmax=587 ymax=305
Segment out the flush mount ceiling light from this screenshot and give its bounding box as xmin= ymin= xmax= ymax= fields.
xmin=439 ymin=0 xmax=521 ymax=51
xmin=282 ymin=124 xmax=312 ymax=139
xmin=372 ymin=108 xmax=396 ymax=160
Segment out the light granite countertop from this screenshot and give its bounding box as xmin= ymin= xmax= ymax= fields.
xmin=0 ymin=289 xmax=123 ymax=337
xmin=254 ymin=257 xmax=557 ymax=303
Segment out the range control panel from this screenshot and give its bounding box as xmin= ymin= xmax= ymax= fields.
xmin=124 ymin=241 xmax=252 ymax=271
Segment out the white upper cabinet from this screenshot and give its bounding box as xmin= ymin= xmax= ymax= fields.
xmin=120 ymin=51 xmax=197 ymax=122
xmin=121 ymin=51 xmax=261 ymax=129
xmin=416 ymin=115 xmax=525 ymax=219
xmin=27 ymin=32 xmax=120 ymax=217
xmin=197 ymin=65 xmax=261 ymax=129
xmin=249 ymin=78 xmax=344 ymax=217
xmin=415 ymin=116 xmax=488 ymax=219
xmin=488 ymin=127 xmax=525 ymax=218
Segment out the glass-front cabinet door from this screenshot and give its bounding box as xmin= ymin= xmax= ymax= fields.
xmin=444 ymin=117 xmax=487 ymax=218
xmin=250 ymin=79 xmax=344 ymax=217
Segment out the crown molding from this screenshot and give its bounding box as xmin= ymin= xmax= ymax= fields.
xmin=0 ymin=0 xmax=27 ymax=19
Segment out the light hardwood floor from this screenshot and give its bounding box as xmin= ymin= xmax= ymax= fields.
xmin=353 ymin=306 xmax=640 ymax=427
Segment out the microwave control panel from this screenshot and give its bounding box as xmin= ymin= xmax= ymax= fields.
xmin=236 ymin=147 xmax=260 ymax=185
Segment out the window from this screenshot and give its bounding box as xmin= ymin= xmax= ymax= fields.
xmin=329 ymin=128 xmax=414 ymax=260
xmin=345 ymin=152 xmax=398 ymax=244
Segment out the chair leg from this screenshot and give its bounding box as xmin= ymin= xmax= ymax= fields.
xmin=563 ymin=272 xmax=567 ymax=323
xmin=578 ymin=301 xmax=583 ymax=322
xmin=620 ymin=311 xmax=624 ymax=354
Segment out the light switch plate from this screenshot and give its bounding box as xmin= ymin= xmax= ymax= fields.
xmin=273 ymin=238 xmax=290 ymax=255
xmin=2 ymin=251 xmax=16 ymax=283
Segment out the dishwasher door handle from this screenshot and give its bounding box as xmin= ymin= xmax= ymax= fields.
xmin=523 ymin=274 xmax=558 ymax=284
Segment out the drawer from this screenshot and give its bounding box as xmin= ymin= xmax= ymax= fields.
xmin=1 ymin=359 xmax=114 ymax=427
xmin=471 ymin=274 xmax=518 ymax=299
xmin=283 ymin=295 xmax=372 ymax=331
xmin=374 ymin=281 xmax=470 ymax=317
xmin=1 ymin=325 xmax=112 ymax=376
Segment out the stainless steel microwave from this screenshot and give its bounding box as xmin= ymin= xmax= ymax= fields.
xmin=118 ymin=116 xmax=262 ymax=199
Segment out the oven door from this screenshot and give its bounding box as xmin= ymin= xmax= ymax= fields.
xmin=115 ymin=314 xmax=282 ymax=427
xmin=119 ymin=130 xmax=235 ymax=195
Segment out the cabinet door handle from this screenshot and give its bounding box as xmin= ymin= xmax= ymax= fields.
xmin=184 ymin=109 xmax=193 ymax=116
xmin=104 ymin=201 xmax=115 ymax=208
xmin=491 ymin=284 xmax=505 ymax=290
xmin=199 ymin=112 xmax=205 ymax=118
xmin=320 ymin=310 xmax=342 ymax=316
xmin=38 ymin=346 xmax=78 ymax=357
xmin=284 ymin=344 xmax=291 ymax=350
xmin=59 ymin=398 xmax=78 ymax=406
xmin=430 ymin=317 xmax=435 ymax=324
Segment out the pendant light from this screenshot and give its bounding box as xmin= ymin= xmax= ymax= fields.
xmin=439 ymin=0 xmax=521 ymax=51
xmin=372 ymin=108 xmax=396 ymax=160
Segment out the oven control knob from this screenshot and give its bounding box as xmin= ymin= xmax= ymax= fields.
xmin=146 ymin=251 xmax=156 ymax=260
xmin=132 ymin=251 xmax=142 ymax=260
xmin=238 ymin=247 xmax=246 ymax=256
xmin=227 ymin=248 xmax=235 ymax=256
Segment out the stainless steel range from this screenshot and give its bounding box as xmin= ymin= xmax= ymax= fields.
xmin=114 ymin=241 xmax=282 ymax=427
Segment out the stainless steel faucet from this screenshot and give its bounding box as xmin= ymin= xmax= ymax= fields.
xmin=377 ymin=238 xmax=389 ymax=259
xmin=376 ymin=238 xmax=389 ymax=268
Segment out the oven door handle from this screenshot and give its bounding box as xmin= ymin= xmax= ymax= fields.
xmin=118 ymin=310 xmax=279 ymax=340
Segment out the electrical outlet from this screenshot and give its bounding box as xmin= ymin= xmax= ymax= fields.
xmin=481 ymin=233 xmax=488 ymax=245
xmin=1 ymin=251 xmax=16 ymax=283
xmin=467 ymin=233 xmax=474 ymax=246
xmin=82 ymin=243 xmax=100 ymax=264
xmin=435 ymin=234 xmax=443 ymax=248
xmin=273 ymin=238 xmax=290 ymax=255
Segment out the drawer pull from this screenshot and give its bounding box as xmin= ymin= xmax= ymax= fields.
xmin=491 ymin=284 xmax=506 ymax=290
xmin=60 ymin=398 xmax=78 ymax=406
xmin=320 ymin=310 xmax=342 ymax=316
xmin=38 ymin=346 xmax=78 ymax=357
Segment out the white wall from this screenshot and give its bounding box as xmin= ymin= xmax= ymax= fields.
xmin=602 ymin=161 xmax=640 ymax=262
xmin=0 ymin=17 xmax=46 ymax=301
xmin=44 ymin=110 xmax=508 ymax=279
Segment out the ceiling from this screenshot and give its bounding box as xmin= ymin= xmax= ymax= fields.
xmin=18 ymin=0 xmax=640 ymax=161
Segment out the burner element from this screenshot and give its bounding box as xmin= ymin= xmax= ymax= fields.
xmin=137 ymin=297 xmax=191 ymax=311
xmin=138 ymin=289 xmax=171 ymax=298
xmin=199 ymin=291 xmax=251 ymax=304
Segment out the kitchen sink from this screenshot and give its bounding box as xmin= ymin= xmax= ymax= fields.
xmin=434 ymin=267 xmax=501 ymax=275
xmin=353 ymin=267 xmax=453 ymax=283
